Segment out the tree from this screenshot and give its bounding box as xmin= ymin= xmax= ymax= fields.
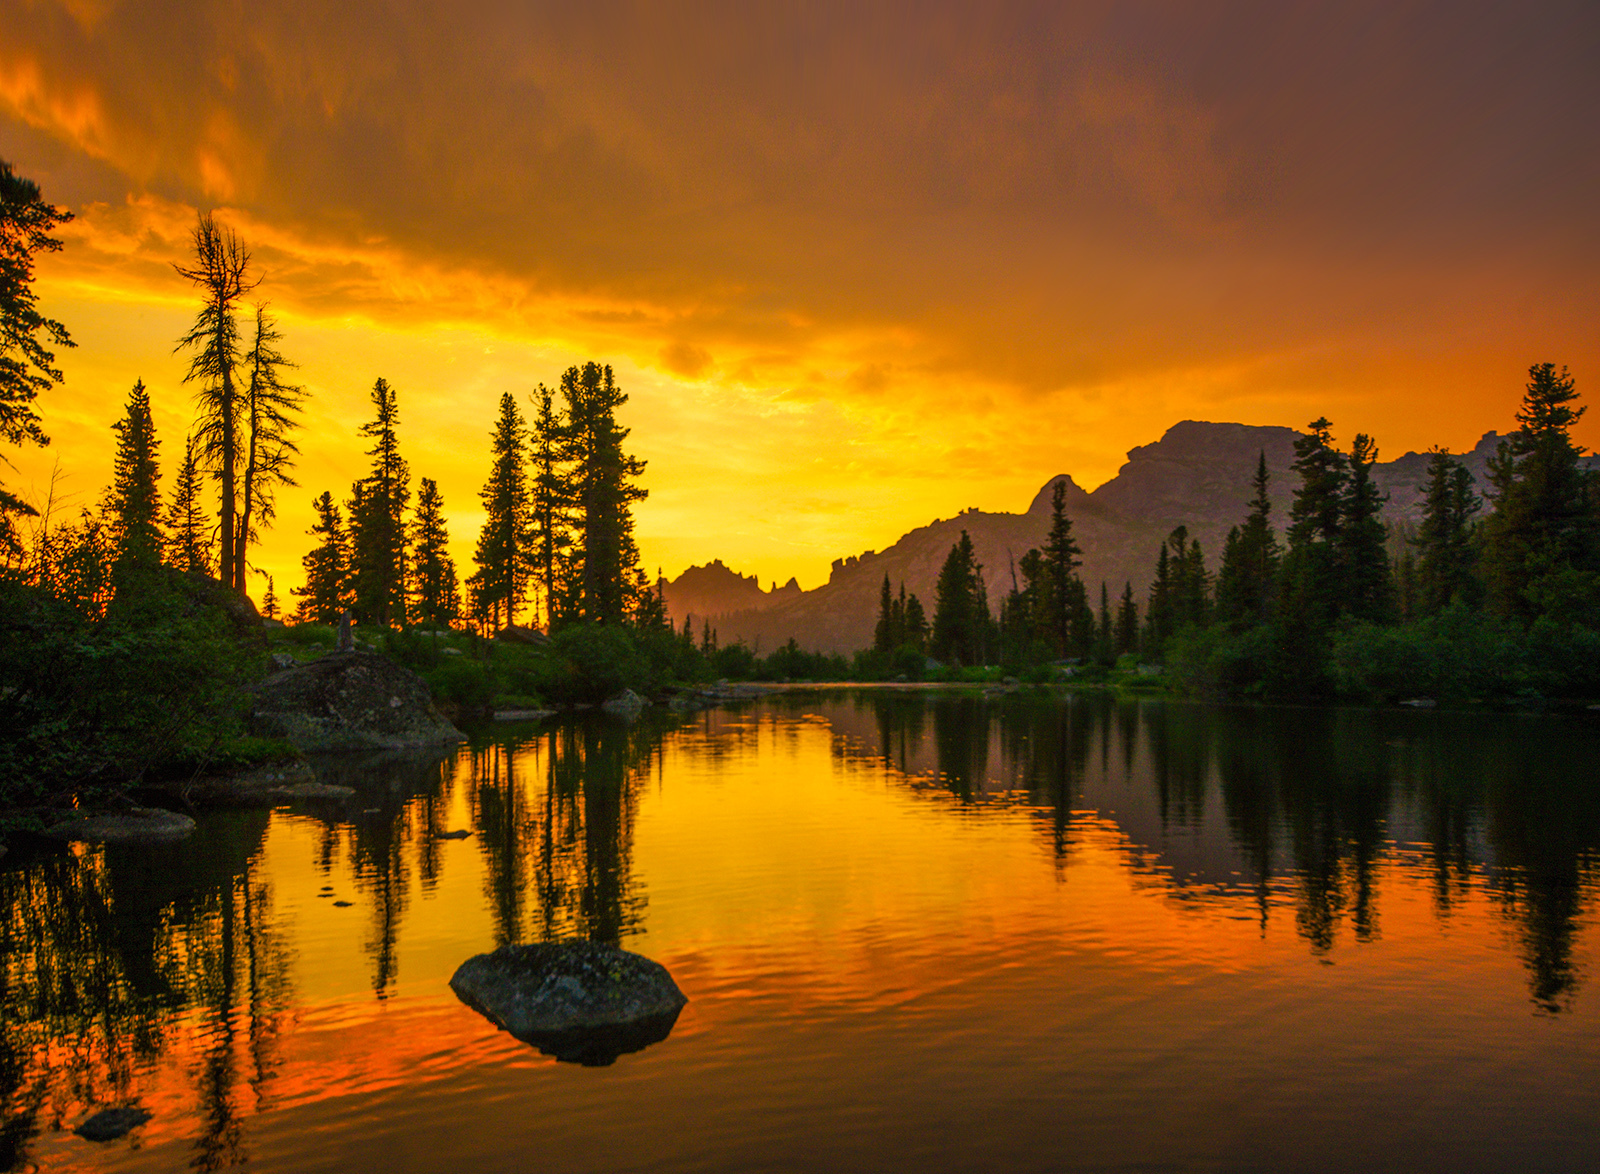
xmin=1279 ymin=417 xmax=1350 ymax=635
xmin=1041 ymin=480 xmax=1084 ymax=654
xmin=931 ymin=530 xmax=989 ymax=665
xmin=874 ymin=574 xmax=896 ymax=653
xmin=1215 ymin=452 xmax=1280 ymax=625
xmin=347 ymin=377 xmax=410 ymax=626
xmin=106 ymin=380 xmax=163 ymax=578
xmin=1412 ymin=448 xmax=1481 ymax=615
xmin=528 ymin=382 xmax=573 ymax=630
xmin=164 ymin=431 xmax=212 ymax=575
xmin=472 ymin=392 xmax=532 ymax=627
xmin=174 ymin=212 xmax=256 ymax=591
xmin=1481 ymin=363 xmax=1599 ymax=622
xmin=260 ymin=574 xmax=280 ymax=620
xmin=1093 ymin=582 xmax=1114 ymax=665
xmin=904 ymin=591 xmax=929 ymax=651
xmin=411 ymin=476 xmax=459 ymax=629
xmin=1114 ymin=582 xmax=1138 ymax=655
xmin=291 ymin=490 xmax=348 ymax=623
xmin=559 ymin=362 xmax=646 ymax=626
xmin=0 ymin=160 xmax=74 ymax=555
xmin=235 ymin=305 xmax=304 ymax=593
xmin=1340 ymin=433 xmax=1392 ymax=622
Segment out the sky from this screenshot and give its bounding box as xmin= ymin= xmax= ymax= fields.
xmin=3 ymin=0 xmax=1598 ymax=596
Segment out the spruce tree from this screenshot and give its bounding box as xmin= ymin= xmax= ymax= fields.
xmin=1216 ymin=453 xmax=1280 ymax=624
xmin=1279 ymin=418 xmax=1350 ymax=636
xmin=106 ymin=379 xmax=163 ymax=578
xmin=560 ymin=362 xmax=647 ymax=625
xmin=164 ymin=431 xmax=212 ymax=575
xmin=235 ymin=305 xmax=304 ymax=592
xmin=1481 ymin=363 xmax=1598 ymax=622
xmin=347 ymin=377 xmax=410 ymax=627
xmin=1093 ymin=582 xmax=1114 ymax=665
xmin=874 ymin=574 xmax=895 ymax=653
xmin=174 ymin=213 xmax=256 ymax=590
xmin=260 ymin=574 xmax=280 ymax=620
xmin=473 ymin=392 xmax=532 ymax=627
xmin=292 ymin=490 xmax=349 ymax=623
xmin=1115 ymin=582 xmax=1138 ymax=655
xmin=1042 ymin=480 xmax=1084 ymax=654
xmin=1340 ymin=433 xmax=1392 ymax=622
xmin=528 ymin=383 xmax=573 ymax=630
xmin=904 ymin=592 xmax=929 ymax=651
xmin=412 ymin=476 xmax=459 ymax=629
xmin=0 ymin=160 xmax=73 ymax=557
xmin=931 ymin=531 xmax=988 ymax=665
xmin=1413 ymin=448 xmax=1481 ymax=615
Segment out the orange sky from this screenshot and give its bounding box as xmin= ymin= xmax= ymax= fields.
xmin=3 ymin=1 xmax=1599 ymax=597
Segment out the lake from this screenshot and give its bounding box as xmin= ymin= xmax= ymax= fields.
xmin=4 ymin=691 xmax=1599 ymax=1172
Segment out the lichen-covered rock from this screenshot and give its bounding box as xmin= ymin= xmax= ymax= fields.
xmin=601 ymin=689 xmax=649 ymax=720
xmin=249 ymin=650 xmax=465 ymax=753
xmin=450 ymin=941 xmax=687 ymax=1066
xmin=47 ymin=808 xmax=195 ymax=844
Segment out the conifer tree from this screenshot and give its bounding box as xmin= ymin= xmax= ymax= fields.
xmin=1115 ymin=582 xmax=1138 ymax=655
xmin=0 ymin=160 xmax=73 ymax=557
xmin=411 ymin=476 xmax=459 ymax=629
xmin=874 ymin=574 xmax=895 ymax=653
xmin=1215 ymin=452 xmax=1280 ymax=624
xmin=560 ymin=362 xmax=646 ymax=625
xmin=164 ymin=431 xmax=212 ymax=575
xmin=1279 ymin=418 xmax=1350 ymax=640
xmin=472 ymin=392 xmax=532 ymax=627
xmin=1411 ymin=449 xmax=1481 ymax=615
xmin=528 ymin=383 xmax=572 ymax=630
xmin=1340 ymin=433 xmax=1392 ymax=622
xmin=904 ymin=591 xmax=929 ymax=651
xmin=347 ymin=377 xmax=410 ymax=626
xmin=235 ymin=305 xmax=304 ymax=592
xmin=1093 ymin=582 xmax=1114 ymax=665
xmin=174 ymin=212 xmax=256 ymax=591
xmin=1145 ymin=541 xmax=1173 ymax=649
xmin=260 ymin=574 xmax=280 ymax=620
xmin=292 ymin=490 xmax=349 ymax=623
xmin=1041 ymin=480 xmax=1084 ymax=654
xmin=931 ymin=530 xmax=988 ymax=665
xmin=106 ymin=379 xmax=163 ymax=577
xmin=1481 ymin=363 xmax=1599 ymax=621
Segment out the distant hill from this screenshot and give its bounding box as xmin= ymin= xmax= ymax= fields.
xmin=660 ymin=421 xmax=1548 ymax=654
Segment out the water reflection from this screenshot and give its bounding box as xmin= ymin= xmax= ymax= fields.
xmin=0 ymin=695 xmax=1597 ymax=1170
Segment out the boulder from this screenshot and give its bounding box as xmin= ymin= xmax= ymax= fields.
xmin=249 ymin=651 xmax=466 ymax=753
xmin=450 ymin=941 xmax=688 ymax=1066
xmin=267 ymin=651 xmax=297 ymax=672
xmin=164 ymin=760 xmax=320 ymax=807
xmin=47 ymin=808 xmax=195 ymax=845
xmin=75 ymin=1107 xmax=151 ymax=1142
xmin=601 ymin=689 xmax=650 ymax=720
xmin=494 ymin=707 xmax=556 ymax=722
xmin=495 ymin=625 xmax=551 ymax=647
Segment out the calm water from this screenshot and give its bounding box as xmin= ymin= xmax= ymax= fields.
xmin=4 ymin=692 xmax=1600 ymax=1173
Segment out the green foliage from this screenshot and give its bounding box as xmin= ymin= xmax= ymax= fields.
xmin=548 ymin=623 xmax=653 ymax=703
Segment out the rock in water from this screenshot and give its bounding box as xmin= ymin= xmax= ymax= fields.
xmin=601 ymin=688 xmax=650 ymax=720
xmin=75 ymin=1107 xmax=151 ymax=1141
xmin=450 ymin=941 xmax=688 ymax=1066
xmin=249 ymin=650 xmax=466 ymax=753
xmin=47 ymin=808 xmax=195 ymax=845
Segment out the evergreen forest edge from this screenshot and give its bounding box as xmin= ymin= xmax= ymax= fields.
xmin=3 ymin=161 xmax=1599 ymax=824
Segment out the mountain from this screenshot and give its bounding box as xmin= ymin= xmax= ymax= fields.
xmin=661 ymin=421 xmax=1537 ymax=655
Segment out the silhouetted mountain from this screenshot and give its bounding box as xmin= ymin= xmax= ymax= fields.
xmin=662 ymin=559 xmax=801 ymax=627
xmin=667 ymin=421 xmax=1577 ymax=654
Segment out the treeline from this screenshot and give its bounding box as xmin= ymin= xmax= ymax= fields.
xmin=915 ymin=364 xmax=1598 ymax=700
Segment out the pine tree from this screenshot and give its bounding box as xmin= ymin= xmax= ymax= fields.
xmin=260 ymin=574 xmax=280 ymax=620
xmin=560 ymin=362 xmax=647 ymax=626
xmin=1215 ymin=452 xmax=1281 ymax=624
xmin=1279 ymin=418 xmax=1350 ymax=641
xmin=1341 ymin=433 xmax=1392 ymax=622
xmin=106 ymin=379 xmax=163 ymax=578
xmin=931 ymin=530 xmax=988 ymax=665
xmin=1041 ymin=480 xmax=1083 ymax=654
xmin=164 ymin=430 xmax=212 ymax=575
xmin=411 ymin=476 xmax=459 ymax=629
xmin=1115 ymin=582 xmax=1138 ymax=655
xmin=347 ymin=377 xmax=410 ymax=627
xmin=528 ymin=383 xmax=573 ymax=630
xmin=1145 ymin=541 xmax=1173 ymax=650
xmin=235 ymin=305 xmax=304 ymax=592
xmin=0 ymin=160 xmax=74 ymax=558
xmin=1093 ymin=582 xmax=1114 ymax=665
xmin=174 ymin=212 xmax=256 ymax=591
xmin=472 ymin=392 xmax=532 ymax=628
xmin=292 ymin=490 xmax=349 ymax=623
xmin=904 ymin=591 xmax=928 ymax=651
xmin=1481 ymin=363 xmax=1599 ymax=622
xmin=1413 ymin=448 xmax=1481 ymax=615
xmin=874 ymin=574 xmax=895 ymax=653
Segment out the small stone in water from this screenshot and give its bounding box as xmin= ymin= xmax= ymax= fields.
xmin=333 ymin=900 xmax=353 ymax=907
xmin=76 ymin=1107 xmax=151 ymax=1142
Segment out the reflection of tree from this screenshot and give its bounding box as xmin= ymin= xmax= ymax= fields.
xmin=998 ymin=697 xmax=1095 ymax=863
xmin=0 ymin=811 xmax=292 ymax=1171
xmin=1144 ymin=703 xmax=1212 ymax=831
xmin=932 ymin=696 xmax=989 ymax=799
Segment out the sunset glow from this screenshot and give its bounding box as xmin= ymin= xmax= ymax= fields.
xmin=4 ymin=1 xmax=1598 ymax=597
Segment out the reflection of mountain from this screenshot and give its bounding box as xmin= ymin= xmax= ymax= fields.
xmin=668 ymin=421 xmax=1598 ymax=653
xmin=817 ymin=690 xmax=1600 ymax=1012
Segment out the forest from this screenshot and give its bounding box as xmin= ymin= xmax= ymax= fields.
xmin=3 ymin=158 xmax=1598 ymax=824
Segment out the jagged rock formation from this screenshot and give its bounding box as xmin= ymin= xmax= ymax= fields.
xmin=681 ymin=421 xmax=1573 ymax=655
xmin=661 ymin=558 xmax=801 ymax=626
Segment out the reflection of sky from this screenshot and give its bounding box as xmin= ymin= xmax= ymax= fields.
xmin=4 ymin=2 xmax=1600 ymax=597
xmin=5 ymin=699 xmax=1599 ymax=1171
